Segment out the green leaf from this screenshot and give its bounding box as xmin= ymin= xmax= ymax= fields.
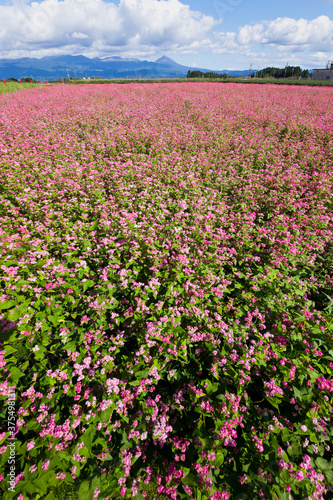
xmin=293 ymin=386 xmax=302 ymax=401
xmin=91 ymin=476 xmax=101 ymax=490
xmin=48 ymin=315 xmax=58 ymax=326
xmin=266 ymin=396 xmax=281 ymax=410
xmin=100 ymin=480 xmax=118 ymax=496
xmin=34 ymin=346 xmax=47 ymax=361
xmin=323 ymin=469 xmax=333 ymax=483
xmin=206 ymin=381 xmax=219 ymax=395
xmin=315 ymin=457 xmax=333 ymax=471
xmin=80 ymin=446 xmax=91 ymax=458
xmin=44 ymin=492 xmax=57 ymax=500
xmin=33 ymin=475 xmax=49 ymax=494
xmin=82 ymin=427 xmax=96 ymax=449
xmin=100 ymin=406 xmax=113 ymax=422
xmin=183 ymin=472 xmax=196 ymax=486
xmin=78 ymin=480 xmax=91 ymax=500
xmin=0 ymin=300 xmax=15 ymax=310
xmin=3 ymin=345 xmax=17 ymax=355
xmin=83 ymin=279 xmax=95 ymax=291
xmin=10 ymin=366 xmax=25 ymax=383
xmin=212 ymin=451 xmax=225 ymax=468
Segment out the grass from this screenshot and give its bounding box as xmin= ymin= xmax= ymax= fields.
xmin=66 ymin=77 xmax=333 ymax=87
xmin=1 ymin=79 xmax=333 ymax=94
xmin=0 ymin=81 xmax=43 ymax=94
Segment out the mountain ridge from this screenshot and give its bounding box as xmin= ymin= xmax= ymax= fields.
xmin=0 ymin=54 xmax=250 ymax=80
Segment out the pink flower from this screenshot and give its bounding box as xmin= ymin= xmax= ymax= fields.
xmin=42 ymin=460 xmax=50 ymax=471
xmin=93 ymin=488 xmax=101 ymax=499
xmin=224 ymin=437 xmax=236 ymax=447
xmin=27 ymin=441 xmax=35 ymax=451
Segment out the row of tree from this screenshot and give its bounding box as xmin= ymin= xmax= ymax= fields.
xmin=187 ymin=66 xmax=311 ymax=80
xmin=187 ymin=70 xmax=228 ymax=79
xmin=252 ymin=66 xmax=310 ymax=79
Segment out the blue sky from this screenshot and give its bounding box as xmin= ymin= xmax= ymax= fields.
xmin=0 ymin=0 xmax=332 ymax=70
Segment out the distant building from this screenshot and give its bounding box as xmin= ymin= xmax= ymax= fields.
xmin=312 ymin=62 xmax=333 ymax=81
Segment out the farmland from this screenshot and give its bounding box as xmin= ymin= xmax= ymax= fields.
xmin=0 ymin=82 xmax=333 ymax=500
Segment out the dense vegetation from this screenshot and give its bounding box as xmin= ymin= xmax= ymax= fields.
xmin=0 ymin=81 xmax=43 ymax=95
xmin=251 ymin=67 xmax=310 ymax=79
xmin=0 ymin=83 xmax=333 ymax=500
xmin=186 ymin=71 xmax=227 ymax=79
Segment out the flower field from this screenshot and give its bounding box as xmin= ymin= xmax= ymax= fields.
xmin=0 ymin=82 xmax=333 ymax=500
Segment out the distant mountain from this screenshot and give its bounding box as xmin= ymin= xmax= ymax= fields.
xmin=155 ymin=55 xmax=185 ymax=68
xmin=0 ymin=54 xmax=250 ymax=80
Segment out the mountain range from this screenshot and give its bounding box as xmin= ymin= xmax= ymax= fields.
xmin=0 ymin=54 xmax=251 ymax=80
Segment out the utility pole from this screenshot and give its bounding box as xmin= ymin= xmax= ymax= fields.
xmin=284 ymin=63 xmax=289 ymax=79
xmin=248 ymin=63 xmax=252 ymax=78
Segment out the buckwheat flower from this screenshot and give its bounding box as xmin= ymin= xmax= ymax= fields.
xmin=42 ymin=460 xmax=50 ymax=471
xmin=0 ymin=446 xmax=7 ymax=454
xmin=32 ymin=345 xmax=39 ymax=352
xmin=29 ymin=465 xmax=37 ymax=473
xmin=238 ymin=474 xmax=248 ymax=484
xmin=93 ymin=488 xmax=100 ymax=499
xmin=295 ymin=470 xmax=304 ymax=481
xmin=299 ymin=425 xmax=307 ymax=432
xmin=56 ymin=472 xmax=66 ymax=480
xmin=131 ymin=479 xmax=140 ymax=497
xmin=278 ymin=459 xmax=288 ymax=470
xmin=27 ymin=441 xmax=35 ymax=451
xmin=224 ymin=437 xmax=236 ymax=447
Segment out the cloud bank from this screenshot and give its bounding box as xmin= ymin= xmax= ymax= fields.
xmin=0 ymin=0 xmax=218 ymax=58
xmin=0 ymin=0 xmax=332 ymax=67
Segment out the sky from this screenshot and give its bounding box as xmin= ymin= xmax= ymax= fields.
xmin=0 ymin=0 xmax=332 ymax=70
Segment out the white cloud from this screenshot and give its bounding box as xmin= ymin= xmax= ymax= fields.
xmin=0 ymin=0 xmax=219 ymax=58
xmin=0 ymin=1 xmax=332 ymax=70
xmin=236 ymin=16 xmax=333 ymax=51
xmin=212 ymin=16 xmax=333 ymax=67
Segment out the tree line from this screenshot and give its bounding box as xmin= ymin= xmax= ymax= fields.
xmin=187 ymin=70 xmax=228 ymax=79
xmin=187 ymin=66 xmax=310 ymax=80
xmin=252 ymin=66 xmax=310 ymax=79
